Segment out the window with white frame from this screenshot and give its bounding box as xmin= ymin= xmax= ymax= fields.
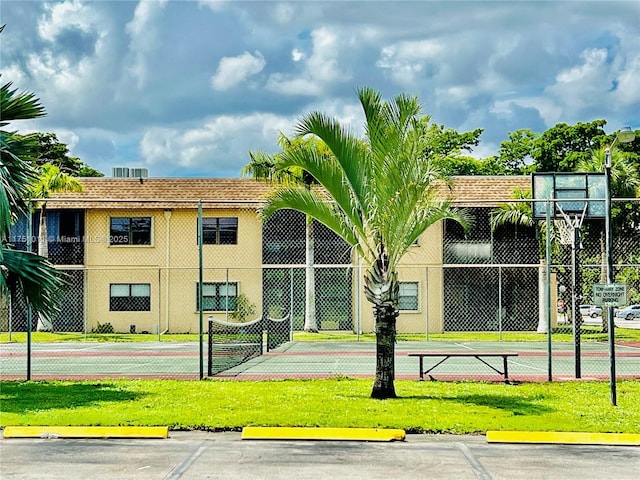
xmin=110 ymin=283 xmax=151 ymax=311
xmin=196 ymin=282 xmax=238 ymax=311
xmin=398 ymin=282 xmax=419 ymax=311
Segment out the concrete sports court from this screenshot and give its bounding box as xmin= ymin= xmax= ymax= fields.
xmin=2 ymin=327 xmax=640 ymax=381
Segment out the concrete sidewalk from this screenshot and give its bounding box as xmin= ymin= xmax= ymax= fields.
xmin=1 ymin=431 xmax=639 ymax=479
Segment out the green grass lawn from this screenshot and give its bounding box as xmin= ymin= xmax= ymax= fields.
xmin=2 ymin=326 xmax=639 ymax=344
xmin=1 ymin=378 xmax=639 ymax=434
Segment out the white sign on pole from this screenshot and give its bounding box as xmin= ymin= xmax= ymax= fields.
xmin=593 ymin=284 xmax=627 ymax=306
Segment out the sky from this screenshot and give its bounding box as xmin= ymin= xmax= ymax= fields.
xmin=2 ymin=0 xmax=639 ymax=178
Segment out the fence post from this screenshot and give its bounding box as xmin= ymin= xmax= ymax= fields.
xmin=546 ymin=201 xmax=553 ymax=381
xmin=198 ymin=201 xmax=204 ymax=379
xmin=26 ymin=206 xmax=33 ymax=380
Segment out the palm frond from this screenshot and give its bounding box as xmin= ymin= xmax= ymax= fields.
xmin=29 ymin=163 xmax=84 ymax=199
xmin=261 ymin=186 xmax=368 ymax=258
xmin=0 ymin=81 xmax=46 ymax=125
xmin=1 ymin=247 xmax=66 ymax=318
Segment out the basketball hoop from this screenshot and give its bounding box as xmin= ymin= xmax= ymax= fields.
xmin=554 ymin=219 xmax=574 ymax=245
xmin=554 ymin=203 xmax=587 ymax=247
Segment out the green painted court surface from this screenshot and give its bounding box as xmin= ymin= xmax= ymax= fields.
xmin=1 ymin=339 xmax=639 ymax=381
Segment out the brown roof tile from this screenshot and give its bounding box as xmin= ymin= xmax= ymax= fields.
xmin=46 ymin=175 xmax=531 ymax=209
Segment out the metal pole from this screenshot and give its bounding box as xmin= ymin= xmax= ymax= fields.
xmin=289 ymin=267 xmax=294 ymax=342
xmin=572 ymin=221 xmax=581 ymax=378
xmin=198 ymin=201 xmax=204 ymax=380
xmin=498 ymin=266 xmax=503 ymax=341
xmin=605 ymin=148 xmax=617 ymax=406
xmin=26 ymin=208 xmax=33 ymax=381
xmin=546 ymin=202 xmax=553 ymax=381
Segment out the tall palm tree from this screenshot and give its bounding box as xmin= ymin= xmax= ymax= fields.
xmin=244 ymin=134 xmax=330 ymax=332
xmin=30 ymin=163 xmax=83 ymax=331
xmin=0 ymin=76 xmax=65 ymax=324
xmin=260 ymin=87 xmax=466 ymax=399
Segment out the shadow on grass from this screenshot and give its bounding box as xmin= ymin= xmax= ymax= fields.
xmin=399 ymin=393 xmax=554 ymax=416
xmin=0 ymin=381 xmax=145 ymax=414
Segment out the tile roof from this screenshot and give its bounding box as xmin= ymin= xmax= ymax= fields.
xmin=47 ymin=178 xmax=274 ymax=209
xmin=45 ymin=175 xmax=531 ymax=209
xmin=445 ymin=176 xmax=531 ymax=206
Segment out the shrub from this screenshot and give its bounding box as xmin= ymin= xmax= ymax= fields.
xmin=91 ymin=322 xmax=114 ymax=334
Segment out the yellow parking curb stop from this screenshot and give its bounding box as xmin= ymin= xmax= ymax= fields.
xmin=486 ymin=430 xmax=640 ymax=446
xmin=3 ymin=426 xmax=169 ymax=439
xmin=241 ymin=427 xmax=405 ymax=442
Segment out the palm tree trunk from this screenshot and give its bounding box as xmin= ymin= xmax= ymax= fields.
xmin=36 ymin=203 xmax=54 ymax=332
xmin=371 ymin=304 xmax=397 ymax=399
xmin=303 ymin=215 xmax=318 ymax=332
xmin=37 ymin=203 xmax=49 ymax=259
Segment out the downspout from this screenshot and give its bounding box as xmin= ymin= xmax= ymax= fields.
xmin=163 ymin=209 xmax=172 ymax=334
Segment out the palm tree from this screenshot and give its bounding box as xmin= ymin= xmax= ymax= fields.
xmin=30 ymin=163 xmax=84 ymax=258
xmin=244 ymin=134 xmax=330 ymax=332
xmin=0 ymin=76 xmax=65 ymax=324
xmin=29 ymin=163 xmax=83 ymax=331
xmin=260 ymin=87 xmax=466 ymax=399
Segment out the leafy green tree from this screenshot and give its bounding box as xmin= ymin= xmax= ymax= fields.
xmin=260 ymin=87 xmax=467 ymax=398
xmin=497 ymin=129 xmax=538 ymax=175
xmin=0 ymin=76 xmax=65 ymax=322
xmin=417 ymin=122 xmax=504 ymax=176
xmin=17 ymin=132 xmax=103 ymax=177
xmin=532 ymin=120 xmax=609 ymax=172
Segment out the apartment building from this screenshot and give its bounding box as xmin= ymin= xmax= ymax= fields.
xmin=6 ymin=175 xmax=540 ymax=334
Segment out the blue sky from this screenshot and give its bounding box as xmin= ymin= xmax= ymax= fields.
xmin=2 ymin=0 xmax=639 ymax=178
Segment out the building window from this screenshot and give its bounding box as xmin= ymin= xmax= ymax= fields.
xmin=201 ymin=217 xmax=238 ymax=245
xmin=110 ymin=284 xmax=151 ymax=311
xmin=110 ymin=217 xmax=152 ymax=245
xmin=197 ymin=282 xmax=238 ymax=311
xmin=398 ymin=282 xmax=419 ymax=311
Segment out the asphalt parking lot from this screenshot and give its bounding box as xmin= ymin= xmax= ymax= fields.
xmin=1 ymin=431 xmax=639 ymax=480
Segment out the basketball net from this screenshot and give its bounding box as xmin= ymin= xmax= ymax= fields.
xmin=554 ymin=204 xmax=587 ymax=246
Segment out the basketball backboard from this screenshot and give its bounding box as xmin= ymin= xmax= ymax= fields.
xmin=532 ymin=172 xmax=606 ymax=220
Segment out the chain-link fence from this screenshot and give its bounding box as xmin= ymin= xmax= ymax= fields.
xmin=1 ymin=197 xmax=639 ymax=382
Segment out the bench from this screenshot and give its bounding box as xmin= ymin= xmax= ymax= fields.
xmin=407 ymin=352 xmax=519 ymax=383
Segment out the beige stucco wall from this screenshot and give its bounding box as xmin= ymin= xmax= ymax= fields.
xmin=84 ymin=208 xmax=264 ymax=333
xmin=81 ymin=206 xmax=450 ymax=334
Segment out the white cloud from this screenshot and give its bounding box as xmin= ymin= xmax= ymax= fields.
xmin=38 ymin=0 xmax=100 ymax=42
xmin=124 ymin=0 xmax=168 ymax=89
xmin=211 ymin=51 xmax=266 ymax=91
xmin=139 ymin=113 xmax=295 ymax=175
xmin=14 ymin=1 xmax=114 ymax=116
xmin=266 ymin=26 xmax=351 ymax=96
xmin=271 ymin=2 xmax=295 ymax=24
xmin=265 ymin=74 xmax=323 ymax=96
xmin=292 ymin=49 xmax=305 ymax=62
xmin=376 ymin=39 xmax=444 ymax=86
xmin=198 ymin=0 xmax=228 ymax=12
xmin=492 ymin=97 xmax=563 ymax=126
xmin=0 ymin=64 xmax=27 ymax=86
